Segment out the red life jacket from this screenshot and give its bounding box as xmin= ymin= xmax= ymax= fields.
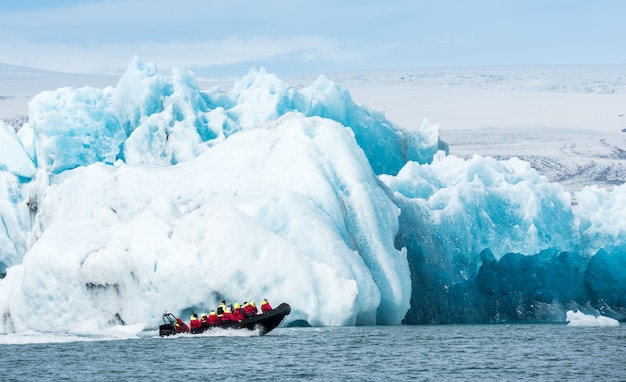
xmin=243 ymin=304 xmax=256 ymax=316
xmin=221 ymin=311 xmax=234 ymax=323
xmin=207 ymin=314 xmax=221 ymax=326
xmin=232 ymin=309 xmax=246 ymax=322
xmin=175 ymin=319 xmax=189 ymax=333
xmin=261 ymin=302 xmax=273 ymax=313
xmin=190 ymin=318 xmax=202 ymax=330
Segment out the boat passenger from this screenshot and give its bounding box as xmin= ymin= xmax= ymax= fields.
xmin=243 ymin=302 xmax=256 ymax=317
xmin=189 ymin=313 xmax=203 ymax=331
xmin=232 ymin=303 xmax=246 ymax=322
xmin=221 ymin=308 xmax=234 ymax=324
xmin=175 ymin=318 xmax=189 ymax=333
xmin=200 ymin=313 xmax=209 ymax=328
xmin=261 ymin=298 xmax=273 ymax=313
xmin=217 ymin=300 xmax=227 ymax=316
xmin=207 ymin=310 xmax=221 ymax=326
xmin=241 ymin=301 xmax=252 ymax=317
xmin=249 ymin=301 xmax=258 ymax=315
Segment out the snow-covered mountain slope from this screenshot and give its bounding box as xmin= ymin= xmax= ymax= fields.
xmin=443 ymin=127 xmax=626 ymax=195
xmin=318 ymin=65 xmax=626 ymax=193
xmin=0 ymin=64 xmax=118 ymax=131
xmin=2 ymin=63 xmax=626 ymax=192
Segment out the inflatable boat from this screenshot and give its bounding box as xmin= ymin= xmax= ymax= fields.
xmin=159 ymin=303 xmax=291 ymax=336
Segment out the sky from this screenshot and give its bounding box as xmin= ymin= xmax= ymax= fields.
xmin=0 ymin=0 xmax=625 ymax=78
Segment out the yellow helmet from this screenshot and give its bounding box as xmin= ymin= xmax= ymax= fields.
xmin=190 ymin=315 xmax=195 ymax=320
xmin=225 ymin=308 xmax=231 ymax=313
xmin=234 ymin=303 xmax=241 ymax=309
xmin=210 ymin=311 xmax=217 ymax=316
xmin=250 ymin=301 xmax=255 ymax=306
xmin=201 ymin=313 xmax=207 ymax=318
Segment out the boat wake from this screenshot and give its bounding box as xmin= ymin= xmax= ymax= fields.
xmin=155 ymin=326 xmax=263 ymax=339
xmin=0 ymin=323 xmax=147 ymax=345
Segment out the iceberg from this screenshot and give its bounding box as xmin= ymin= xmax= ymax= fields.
xmin=566 ymin=310 xmax=619 ymax=327
xmin=0 ymin=57 xmax=625 ymax=334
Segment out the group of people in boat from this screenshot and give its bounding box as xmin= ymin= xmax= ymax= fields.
xmin=173 ymin=298 xmax=273 ymax=333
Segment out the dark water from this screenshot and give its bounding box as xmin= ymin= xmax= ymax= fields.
xmin=1 ymin=324 xmax=625 ymax=381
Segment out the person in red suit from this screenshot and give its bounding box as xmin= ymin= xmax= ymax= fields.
xmin=200 ymin=313 xmax=209 ymax=328
xmin=220 ymin=308 xmax=234 ymax=324
xmin=189 ymin=314 xmax=203 ymax=331
xmin=243 ymin=301 xmax=257 ymax=317
xmin=261 ymin=298 xmax=273 ymax=313
xmin=232 ymin=303 xmax=246 ymax=322
xmin=207 ymin=310 xmax=221 ymax=326
xmin=175 ymin=317 xmax=189 ymax=333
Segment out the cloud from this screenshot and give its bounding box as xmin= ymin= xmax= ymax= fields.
xmin=1 ymin=0 xmax=625 ymax=76
xmin=0 ymin=35 xmax=370 ymax=75
xmin=0 ymin=0 xmax=379 ymax=75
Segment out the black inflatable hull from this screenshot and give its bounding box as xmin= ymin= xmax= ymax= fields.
xmin=159 ymin=303 xmax=291 ymax=337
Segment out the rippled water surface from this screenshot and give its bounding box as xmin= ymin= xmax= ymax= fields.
xmin=2 ymin=324 xmax=625 ymax=381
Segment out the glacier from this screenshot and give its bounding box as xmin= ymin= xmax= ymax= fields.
xmin=0 ymin=57 xmax=624 ymax=334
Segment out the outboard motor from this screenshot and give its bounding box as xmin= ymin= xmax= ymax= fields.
xmin=159 ymin=312 xmax=178 ymax=336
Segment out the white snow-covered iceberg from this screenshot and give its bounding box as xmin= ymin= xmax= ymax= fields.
xmin=1 ymin=57 xmax=626 ymax=334
xmin=566 ymin=310 xmax=619 ymax=327
xmin=1 ymin=58 xmax=429 ymax=333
